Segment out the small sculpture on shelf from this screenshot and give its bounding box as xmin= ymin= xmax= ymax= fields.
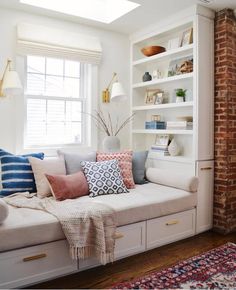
xmin=142 ymin=72 xmax=152 ymax=82
xmin=168 ymin=56 xmax=193 ymax=77
xmin=168 ymin=138 xmax=181 ymax=156
xmin=152 ymin=69 xmax=163 ymax=79
xmin=178 ymin=60 xmax=193 ymax=74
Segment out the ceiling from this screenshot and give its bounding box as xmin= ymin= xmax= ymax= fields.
xmin=0 ymin=0 xmax=236 ymax=34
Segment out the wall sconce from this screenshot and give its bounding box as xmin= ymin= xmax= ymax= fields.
xmin=102 ymin=72 xmax=126 ymax=103
xmin=0 ymin=59 xmax=22 ymax=97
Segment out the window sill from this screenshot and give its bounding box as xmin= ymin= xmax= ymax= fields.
xmin=18 ymin=144 xmax=97 ymax=157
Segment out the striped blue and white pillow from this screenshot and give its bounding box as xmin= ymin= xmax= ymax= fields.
xmin=0 ymin=149 xmax=44 ymax=197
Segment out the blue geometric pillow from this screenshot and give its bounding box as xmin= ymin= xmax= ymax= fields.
xmin=81 ymin=159 xmax=128 ymax=197
xmin=0 ymin=149 xmax=44 ymax=197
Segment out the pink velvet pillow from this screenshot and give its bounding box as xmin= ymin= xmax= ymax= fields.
xmin=96 ymin=150 xmax=135 ymax=189
xmin=45 ymin=171 xmax=89 ymax=201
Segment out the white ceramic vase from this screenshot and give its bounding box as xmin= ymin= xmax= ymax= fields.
xmin=168 ymin=138 xmax=181 ymax=156
xmin=103 ymin=136 xmax=121 ymax=152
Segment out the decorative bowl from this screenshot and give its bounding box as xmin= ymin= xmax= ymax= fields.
xmin=141 ymin=46 xmax=166 ymax=57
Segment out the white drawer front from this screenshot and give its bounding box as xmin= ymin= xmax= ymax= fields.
xmin=79 ymin=257 xmax=100 ymax=271
xmin=79 ymin=221 xmax=146 ymax=271
xmin=147 ymin=209 xmax=196 ymax=250
xmin=115 ymin=221 xmax=146 ymax=259
xmin=0 ymin=240 xmax=77 ymax=288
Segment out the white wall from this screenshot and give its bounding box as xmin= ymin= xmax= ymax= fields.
xmin=0 ymin=7 xmax=130 ymax=154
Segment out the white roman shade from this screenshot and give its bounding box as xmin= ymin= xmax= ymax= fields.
xmin=17 ymin=23 xmax=102 ymax=65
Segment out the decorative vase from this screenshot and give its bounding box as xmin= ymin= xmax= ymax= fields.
xmin=142 ymin=72 xmax=152 ymax=82
xmin=103 ymin=136 xmax=121 ymax=152
xmin=168 ymin=139 xmax=181 ymax=156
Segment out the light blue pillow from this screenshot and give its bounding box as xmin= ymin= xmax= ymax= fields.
xmin=0 ymin=149 xmax=44 ymax=197
xmin=57 ymin=150 xmax=96 ymax=174
xmin=132 ymin=151 xmax=148 ymax=184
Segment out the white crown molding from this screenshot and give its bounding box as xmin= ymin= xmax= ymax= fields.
xmin=130 ymin=4 xmax=215 ymax=42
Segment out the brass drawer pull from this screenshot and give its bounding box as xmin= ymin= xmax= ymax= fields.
xmin=23 ymin=253 xmax=47 ymax=262
xmin=114 ymin=232 xmax=124 ymax=239
xmin=200 ymin=167 xmax=212 ymax=171
xmin=166 ymin=220 xmax=179 ymax=226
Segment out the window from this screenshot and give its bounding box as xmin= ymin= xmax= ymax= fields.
xmin=24 ymin=55 xmax=90 ymax=148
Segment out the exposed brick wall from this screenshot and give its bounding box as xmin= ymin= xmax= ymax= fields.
xmin=214 ymin=9 xmax=236 ymax=234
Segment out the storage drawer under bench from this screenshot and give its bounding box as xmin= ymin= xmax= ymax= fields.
xmin=0 ymin=240 xmax=77 ymax=288
xmin=147 ymin=209 xmax=196 ymax=250
xmin=79 ymin=221 xmax=146 ymax=270
xmin=0 ymin=210 xmax=196 ymax=287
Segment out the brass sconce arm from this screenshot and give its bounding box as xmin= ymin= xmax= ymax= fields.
xmin=0 ymin=59 xmax=11 ymax=97
xmin=102 ymin=72 xmax=117 ymax=103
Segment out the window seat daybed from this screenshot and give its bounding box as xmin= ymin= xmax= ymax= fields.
xmin=0 ymin=150 xmax=199 ymax=289
xmin=0 ymin=183 xmax=197 ymax=253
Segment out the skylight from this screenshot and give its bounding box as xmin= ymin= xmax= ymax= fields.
xmin=19 ymin=0 xmax=140 ymax=24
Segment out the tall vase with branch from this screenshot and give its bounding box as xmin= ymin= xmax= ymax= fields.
xmin=90 ymin=110 xmax=134 ymax=152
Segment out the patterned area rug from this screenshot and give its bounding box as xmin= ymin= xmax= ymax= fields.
xmin=112 ymin=243 xmax=236 ymax=289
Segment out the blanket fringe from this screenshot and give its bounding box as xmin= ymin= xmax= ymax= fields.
xmin=70 ymin=246 xmax=114 ymax=265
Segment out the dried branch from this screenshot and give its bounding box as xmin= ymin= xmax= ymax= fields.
xmin=114 ymin=113 xmax=135 ymax=136
xmin=86 ymin=110 xmax=134 ymax=137
xmin=108 ymin=112 xmax=113 ymax=136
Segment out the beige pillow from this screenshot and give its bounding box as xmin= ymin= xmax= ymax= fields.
xmin=29 ymin=157 xmax=66 ymax=198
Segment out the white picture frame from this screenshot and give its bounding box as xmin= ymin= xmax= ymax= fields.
xmin=154 ymin=92 xmax=164 ymax=105
xmin=181 ymin=28 xmax=193 ymax=47
xmin=155 ymin=134 xmax=170 ymax=147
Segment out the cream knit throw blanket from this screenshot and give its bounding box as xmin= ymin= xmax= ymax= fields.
xmin=4 ymin=192 xmax=116 ymax=265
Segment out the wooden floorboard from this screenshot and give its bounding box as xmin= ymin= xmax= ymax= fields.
xmin=29 ymin=231 xmax=236 ymax=289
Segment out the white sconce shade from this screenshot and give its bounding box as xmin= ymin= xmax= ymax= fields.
xmin=2 ymin=70 xmax=22 ymax=97
xmin=111 ymin=82 xmax=126 ymax=102
xmin=102 ymin=72 xmax=126 ymax=103
xmin=0 ymin=59 xmax=22 ymax=97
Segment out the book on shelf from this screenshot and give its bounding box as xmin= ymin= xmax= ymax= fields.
xmin=150 ymin=145 xmax=170 ymax=156
xmin=145 ymin=121 xmax=165 ymax=130
xmin=151 ymin=145 xmax=167 ymax=150
xmin=150 ymin=150 xmax=170 ymax=156
xmin=166 ymin=121 xmax=193 ymax=130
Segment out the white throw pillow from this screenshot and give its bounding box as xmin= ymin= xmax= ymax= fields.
xmin=29 ymin=157 xmax=66 ymax=198
xmin=0 ymin=199 xmax=9 ymax=223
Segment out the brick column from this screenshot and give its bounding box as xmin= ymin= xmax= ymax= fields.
xmin=214 ymin=9 xmax=236 ymax=234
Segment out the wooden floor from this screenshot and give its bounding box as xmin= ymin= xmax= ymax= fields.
xmin=30 ymin=231 xmax=236 ymax=289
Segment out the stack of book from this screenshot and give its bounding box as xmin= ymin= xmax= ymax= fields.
xmin=150 ymin=144 xmax=170 ymax=156
xmin=145 ymin=121 xmax=165 ymax=130
xmin=166 ymin=121 xmax=193 ymax=130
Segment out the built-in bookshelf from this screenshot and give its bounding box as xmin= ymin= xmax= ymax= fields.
xmin=131 ymin=21 xmax=195 ymax=160
xmin=130 ymin=6 xmax=215 ymax=233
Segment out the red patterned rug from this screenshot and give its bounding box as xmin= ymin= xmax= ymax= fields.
xmin=112 ymin=243 xmax=236 ymax=289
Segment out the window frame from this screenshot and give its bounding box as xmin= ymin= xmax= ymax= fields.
xmin=23 ymin=55 xmax=90 ymax=150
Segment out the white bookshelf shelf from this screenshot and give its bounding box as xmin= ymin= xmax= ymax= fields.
xmin=132 ymin=72 xmax=193 ymax=89
xmin=132 ymin=129 xmax=193 ymax=135
xmin=147 ymin=153 xmax=194 ymax=163
xmin=132 ymin=101 xmax=193 ymax=111
xmin=133 ymin=44 xmax=193 ymax=66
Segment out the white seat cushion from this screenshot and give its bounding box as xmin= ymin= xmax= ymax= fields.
xmin=0 ymin=206 xmax=64 ymax=252
xmin=0 ymin=183 xmax=197 ymax=252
